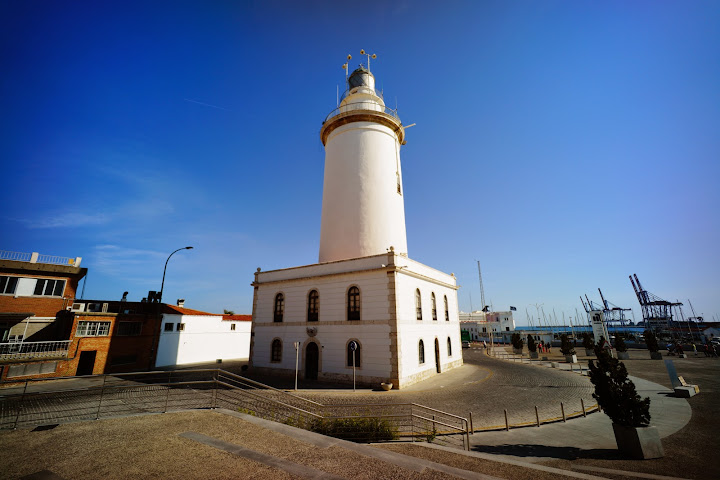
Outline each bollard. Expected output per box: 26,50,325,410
504,409,509,431
469,411,474,434
581,398,586,417
535,406,540,427
561,402,566,422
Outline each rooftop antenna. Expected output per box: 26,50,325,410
360,49,377,72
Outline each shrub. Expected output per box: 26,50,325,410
614,336,627,352
588,345,650,427
309,417,398,442
511,333,523,350
644,330,659,353
582,332,594,350
560,334,576,355
527,335,537,353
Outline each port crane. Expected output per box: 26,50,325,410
629,274,682,332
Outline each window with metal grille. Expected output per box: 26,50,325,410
33,279,65,297
76,321,111,337
447,337,452,357
415,289,422,320
307,290,319,322
419,339,425,364
444,296,449,321
271,339,282,362
347,286,360,321
0,276,18,295
274,293,284,322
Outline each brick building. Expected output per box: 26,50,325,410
1,250,250,382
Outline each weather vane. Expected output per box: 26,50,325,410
360,49,377,72
342,54,352,80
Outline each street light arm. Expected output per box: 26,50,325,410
159,246,193,304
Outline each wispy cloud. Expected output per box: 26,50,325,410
183,98,229,111
19,212,111,229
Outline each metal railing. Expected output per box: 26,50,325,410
0,251,32,262
0,340,71,360
323,101,400,124
36,254,76,266
0,251,77,266
0,369,470,450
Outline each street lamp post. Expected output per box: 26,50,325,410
159,246,193,304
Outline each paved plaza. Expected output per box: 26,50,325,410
1,346,717,479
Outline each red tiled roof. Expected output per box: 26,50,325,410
222,314,252,322
162,304,217,316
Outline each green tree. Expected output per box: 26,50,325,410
527,334,537,353
614,336,627,352
588,345,650,427
644,330,659,353
560,334,576,355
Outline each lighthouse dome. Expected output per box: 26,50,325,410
348,65,375,90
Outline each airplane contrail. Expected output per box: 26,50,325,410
183,98,229,111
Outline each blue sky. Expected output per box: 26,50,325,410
2,1,718,324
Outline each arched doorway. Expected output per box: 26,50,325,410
305,342,319,380
434,338,441,373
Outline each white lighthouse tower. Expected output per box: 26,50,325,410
319,62,407,263
250,52,463,389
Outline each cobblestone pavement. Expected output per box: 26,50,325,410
297,347,597,430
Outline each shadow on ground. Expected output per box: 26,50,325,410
472,444,619,460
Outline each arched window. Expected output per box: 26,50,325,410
271,339,282,362
273,293,284,322
307,290,319,322
415,289,423,320
431,293,437,321
347,286,360,320
447,337,452,357
419,339,425,364
444,295,449,321
346,339,361,367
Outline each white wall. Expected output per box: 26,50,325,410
319,117,407,262
156,314,251,367
395,268,462,381
252,254,462,387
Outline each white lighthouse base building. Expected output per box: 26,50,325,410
250,251,463,389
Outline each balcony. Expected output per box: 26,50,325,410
0,340,71,361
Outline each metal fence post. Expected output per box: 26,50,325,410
535,406,540,427
96,375,107,420
212,370,218,409
581,398,586,417
164,371,172,413
410,406,414,442
504,409,509,431
465,419,470,451
469,411,474,434
13,380,28,430
561,402,566,422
